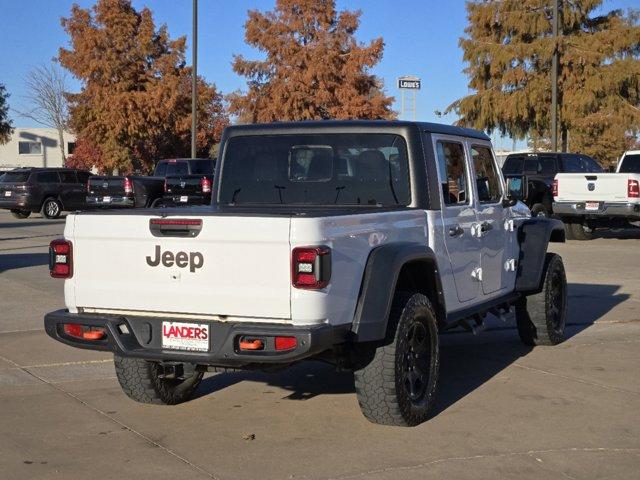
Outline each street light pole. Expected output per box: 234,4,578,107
551,0,559,152
191,0,198,159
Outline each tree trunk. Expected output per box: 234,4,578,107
561,126,568,152
57,127,66,166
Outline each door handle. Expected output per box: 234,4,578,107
448,225,464,237
480,221,493,233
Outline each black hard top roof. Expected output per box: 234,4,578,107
225,120,490,141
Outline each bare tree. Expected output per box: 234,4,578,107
18,63,70,163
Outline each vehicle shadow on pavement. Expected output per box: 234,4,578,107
0,220,65,229
592,228,640,240
0,252,50,273
198,282,627,417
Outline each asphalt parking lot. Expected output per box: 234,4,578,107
0,209,639,480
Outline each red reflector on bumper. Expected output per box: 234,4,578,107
275,336,297,351
62,324,106,341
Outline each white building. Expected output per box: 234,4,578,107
0,128,76,171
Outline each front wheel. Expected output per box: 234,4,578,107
516,253,567,346
10,209,31,219
114,355,204,405
354,292,439,426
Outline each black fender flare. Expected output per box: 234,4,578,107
515,217,565,293
351,242,445,343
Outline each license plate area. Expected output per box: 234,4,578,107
585,201,600,211
180,195,188,203
4,191,11,197
161,321,209,352
103,196,112,203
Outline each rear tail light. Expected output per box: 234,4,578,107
628,179,639,198
200,176,212,194
49,239,73,278
86,180,91,194
123,177,133,195
62,323,106,341
292,246,331,289
552,179,558,197
164,178,169,193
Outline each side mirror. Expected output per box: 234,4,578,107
502,175,528,207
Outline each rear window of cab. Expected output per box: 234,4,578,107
218,133,411,206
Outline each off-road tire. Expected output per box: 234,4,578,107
10,209,31,219
531,203,549,218
41,197,62,219
516,253,567,346
114,355,204,405
568,220,593,240
354,292,439,427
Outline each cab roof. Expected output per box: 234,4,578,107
225,120,490,142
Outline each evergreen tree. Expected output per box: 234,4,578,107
230,0,394,122
0,84,13,144
447,0,640,165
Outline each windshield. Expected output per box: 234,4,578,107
619,154,640,173
219,134,411,206
1,171,31,183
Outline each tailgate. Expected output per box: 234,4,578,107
87,176,125,196
165,175,203,195
555,173,629,202
70,213,292,319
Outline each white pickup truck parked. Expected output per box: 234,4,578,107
553,150,640,240
45,121,567,426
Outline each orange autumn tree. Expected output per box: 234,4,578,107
230,0,394,122
59,0,228,174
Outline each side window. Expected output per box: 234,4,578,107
37,172,60,184
154,161,168,177
471,146,502,203
59,171,78,183
436,141,469,206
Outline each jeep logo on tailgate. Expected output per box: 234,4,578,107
146,245,204,272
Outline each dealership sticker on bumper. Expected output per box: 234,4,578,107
161,321,209,352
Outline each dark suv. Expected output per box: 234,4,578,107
0,168,92,219
502,152,603,217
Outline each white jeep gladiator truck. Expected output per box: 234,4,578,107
45,121,567,426
553,150,640,239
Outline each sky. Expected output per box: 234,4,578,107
0,0,635,150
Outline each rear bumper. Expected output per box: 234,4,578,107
86,196,134,207
44,309,347,367
163,194,210,206
554,201,640,219
0,194,34,210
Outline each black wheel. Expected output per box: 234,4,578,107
531,203,549,218
516,253,567,346
114,355,204,405
354,292,439,426
41,198,62,219
10,209,31,219
568,220,593,240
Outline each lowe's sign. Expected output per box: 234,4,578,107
398,76,421,90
